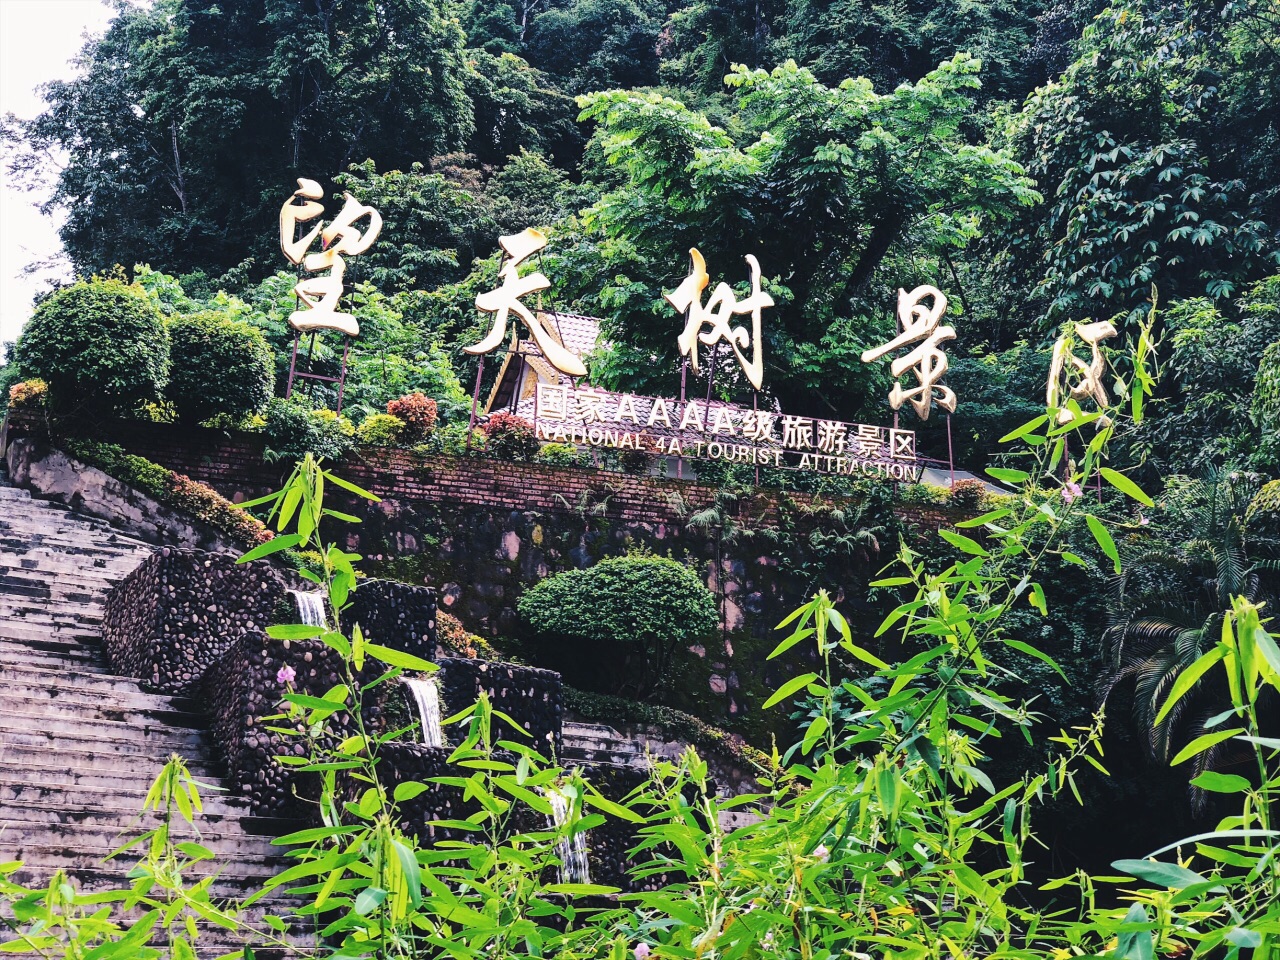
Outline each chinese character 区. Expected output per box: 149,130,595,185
665,248,773,391
1047,320,1117,425
467,228,588,378
889,429,916,460
279,178,383,337
861,285,956,420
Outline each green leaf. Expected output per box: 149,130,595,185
956,508,1012,529
1170,728,1245,766
323,469,381,501
1003,637,1067,681
1155,647,1226,725
1111,859,1211,890
266,624,323,640
763,672,820,709
1086,515,1120,573
1190,771,1250,793
999,415,1049,443
1101,467,1154,507
939,530,988,557
1114,902,1154,960
354,887,387,916
394,782,431,802
235,534,301,564
985,467,1029,485
583,790,644,823
364,643,435,673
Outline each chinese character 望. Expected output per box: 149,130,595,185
279,178,383,337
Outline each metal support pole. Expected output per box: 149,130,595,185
285,332,301,399
335,337,352,416
678,358,689,480
303,333,319,400
466,355,485,453
753,389,760,487
946,413,955,488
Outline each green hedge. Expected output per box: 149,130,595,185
62,439,271,549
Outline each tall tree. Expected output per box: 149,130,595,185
567,56,1038,420
8,0,474,279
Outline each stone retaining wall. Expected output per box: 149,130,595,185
102,547,288,695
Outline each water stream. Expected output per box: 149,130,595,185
290,590,328,628
402,676,446,748
545,788,592,885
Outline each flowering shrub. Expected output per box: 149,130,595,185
7,379,48,410
435,610,499,660
481,412,538,461
386,392,438,441
356,413,405,447
948,477,986,510
261,398,355,462
62,439,272,548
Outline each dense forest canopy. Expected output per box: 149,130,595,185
3,0,1280,454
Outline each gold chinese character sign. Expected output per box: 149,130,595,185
279,178,383,337
466,228,587,378
1047,320,1117,425
665,248,773,391
862,285,956,420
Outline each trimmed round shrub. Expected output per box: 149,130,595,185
482,412,538,461
166,312,274,424
948,478,986,510
357,413,406,446
386,392,438,441
13,278,169,417
518,553,718,698
262,397,355,462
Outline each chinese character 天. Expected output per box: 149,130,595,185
665,248,774,391
279,178,383,337
861,285,957,420
467,228,588,378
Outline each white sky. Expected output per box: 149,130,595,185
0,0,118,347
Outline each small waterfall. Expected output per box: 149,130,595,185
290,590,328,628
402,677,445,748
545,787,591,885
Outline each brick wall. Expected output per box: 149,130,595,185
12,417,966,532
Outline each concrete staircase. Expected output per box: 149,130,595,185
0,475,310,955
560,721,651,770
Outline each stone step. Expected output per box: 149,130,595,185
0,486,32,500
0,762,231,797
0,505,152,538
0,600,107,622
0,798,295,835
0,818,287,860
0,634,102,663
0,690,204,729
5,852,294,894
0,522,149,552
0,565,133,594
0,674,203,715
0,537,149,565
0,661,171,694
0,737,222,776
0,703,208,742
560,737,645,757
0,718,209,754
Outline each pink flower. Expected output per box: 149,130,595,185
1139,515,1149,526
813,845,829,860
634,944,651,960
277,664,296,685
1062,480,1083,504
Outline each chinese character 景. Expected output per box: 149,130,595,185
467,228,587,378
279,178,383,337
1047,320,1117,425
861,285,956,420
665,248,773,391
